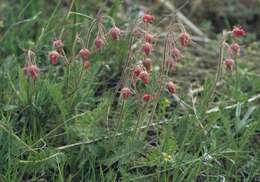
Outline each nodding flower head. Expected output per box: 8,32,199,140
110,26,121,40
228,43,240,56
143,93,153,102
142,13,155,23
83,60,91,69
95,36,105,49
79,48,90,60
53,39,64,50
121,87,131,100
232,26,246,37
166,59,177,71
49,51,59,65
145,33,153,43
133,65,142,77
171,47,182,61
143,42,153,56
179,32,191,47
142,58,152,72
167,81,177,94
24,64,40,80
139,70,149,84
224,58,235,71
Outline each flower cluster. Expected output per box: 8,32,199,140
224,26,246,71
120,13,190,102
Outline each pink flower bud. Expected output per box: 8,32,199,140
83,60,91,69
179,32,191,47
121,87,131,100
145,33,153,43
166,59,177,71
49,51,59,65
24,64,40,80
232,26,246,37
133,65,142,77
142,14,155,23
143,93,153,102
139,70,149,84
171,47,182,61
143,42,153,56
53,39,64,49
142,58,152,72
79,48,90,60
95,36,104,49
228,43,240,56
110,26,121,40
224,58,234,71
167,81,177,94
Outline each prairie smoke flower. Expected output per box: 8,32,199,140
83,60,91,69
167,81,176,94
79,48,90,60
143,93,153,102
145,33,153,43
121,87,131,100
166,59,176,71
143,42,153,56
24,64,40,80
139,70,149,84
228,43,240,56
133,65,142,77
95,36,104,49
142,13,155,23
179,32,191,47
142,58,152,72
232,26,246,37
49,50,59,65
171,47,182,61
110,26,121,40
224,58,234,71
53,39,64,49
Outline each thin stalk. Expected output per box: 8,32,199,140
204,31,227,112
143,32,169,136
112,101,125,145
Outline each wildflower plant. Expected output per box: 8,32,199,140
0,1,258,181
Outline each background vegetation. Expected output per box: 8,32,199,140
0,0,259,181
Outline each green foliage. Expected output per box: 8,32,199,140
0,0,259,181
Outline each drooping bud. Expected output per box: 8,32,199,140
179,32,191,47
142,58,152,72
133,65,142,77
53,39,64,50
24,64,40,80
232,26,246,37
95,36,104,49
171,47,182,61
83,60,91,69
228,43,240,56
143,42,153,56
121,87,131,100
142,13,155,24
143,93,153,102
145,33,153,43
166,59,177,71
79,48,90,60
110,26,121,40
167,81,177,94
49,50,59,65
224,58,235,71
139,70,149,84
